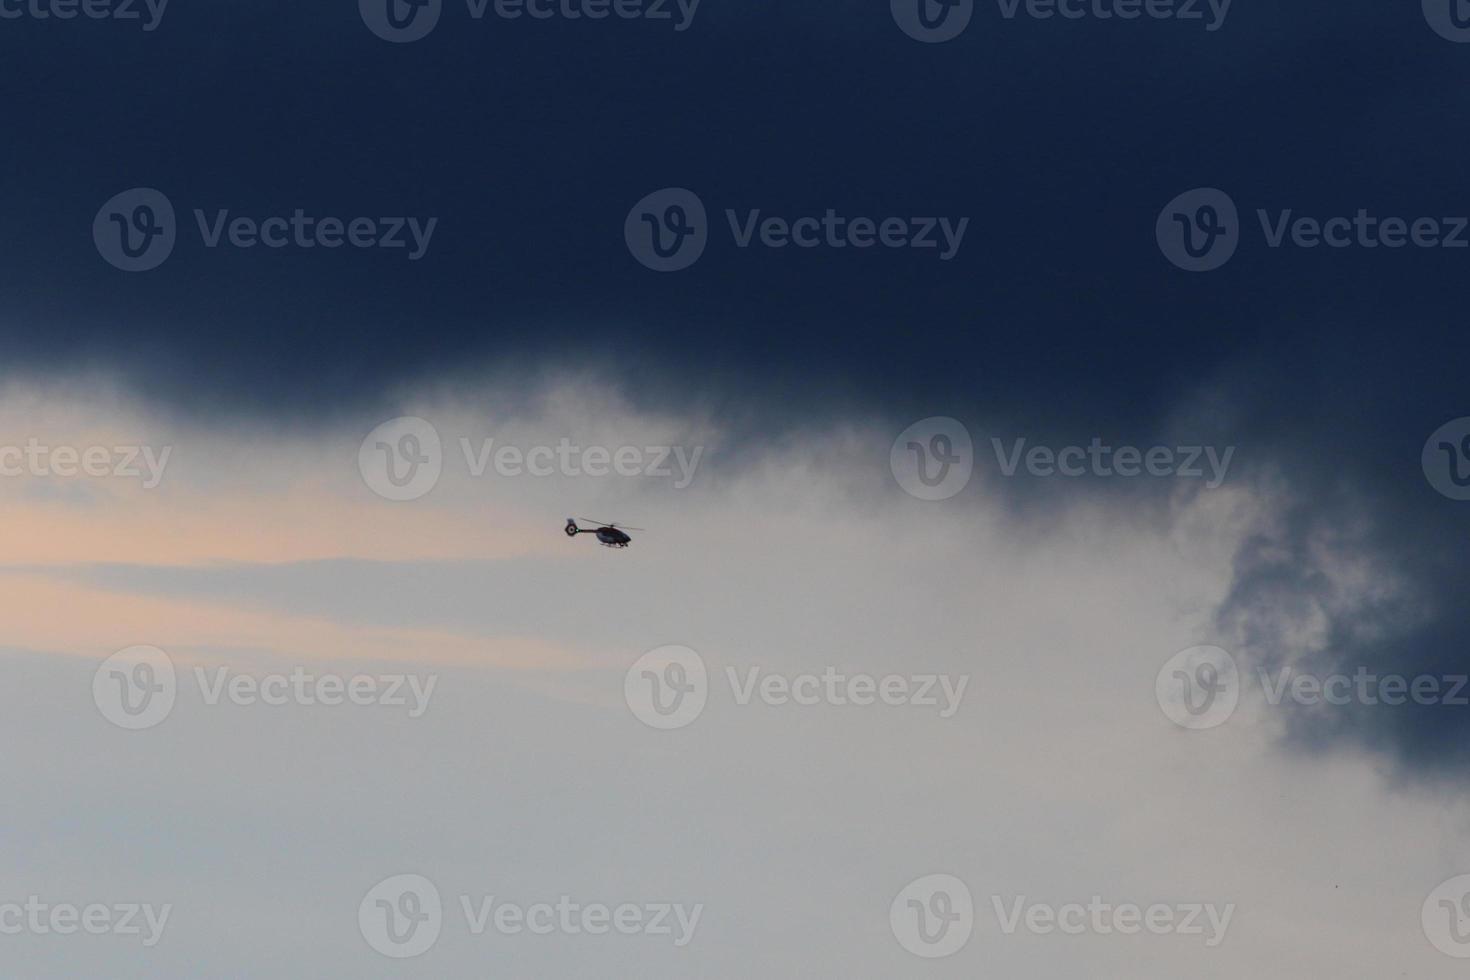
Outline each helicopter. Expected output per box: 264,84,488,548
565,518,642,548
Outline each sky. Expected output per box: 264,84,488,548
3,0,1470,976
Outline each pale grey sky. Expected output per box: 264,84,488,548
0,378,1466,978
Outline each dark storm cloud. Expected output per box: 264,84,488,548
2,0,1468,776
0,0,1460,421
1210,334,1470,783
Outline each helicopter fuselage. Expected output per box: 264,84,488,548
566,518,632,547
594,527,631,547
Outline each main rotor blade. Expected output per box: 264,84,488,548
579,518,644,530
